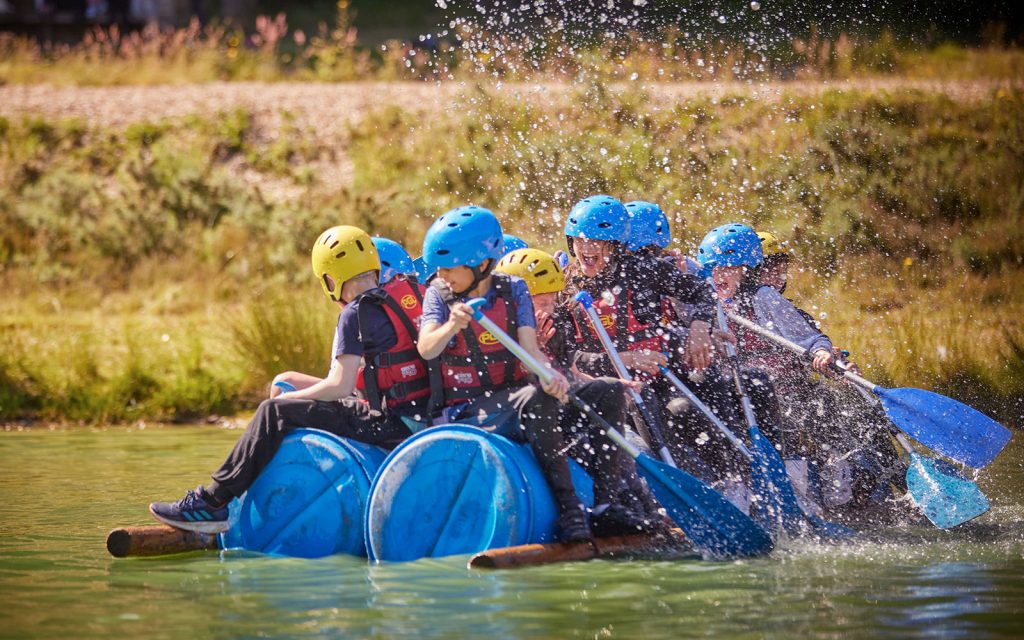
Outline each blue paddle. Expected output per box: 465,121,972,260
462,298,774,559
727,313,1012,470
831,360,991,529
709,300,854,540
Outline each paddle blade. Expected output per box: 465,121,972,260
906,452,990,530
635,453,773,559
748,428,856,541
877,387,1011,469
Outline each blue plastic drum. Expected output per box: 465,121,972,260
219,429,386,558
365,425,594,562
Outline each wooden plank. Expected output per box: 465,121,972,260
106,525,220,558
469,529,689,570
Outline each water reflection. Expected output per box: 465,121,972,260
1,427,1022,639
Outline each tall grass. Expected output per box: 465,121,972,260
1,86,1022,424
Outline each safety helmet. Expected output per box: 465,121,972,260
563,195,630,254
412,255,431,283
625,201,671,252
422,205,504,269
311,226,380,301
756,231,789,258
696,223,764,275
501,233,528,255
371,237,416,284
495,248,565,296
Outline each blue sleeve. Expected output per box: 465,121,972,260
335,304,364,358
420,286,450,327
511,278,537,330
752,287,833,355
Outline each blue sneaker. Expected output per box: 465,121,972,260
149,487,230,534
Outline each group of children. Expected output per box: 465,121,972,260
149,196,908,542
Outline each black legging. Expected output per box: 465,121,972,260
205,397,412,505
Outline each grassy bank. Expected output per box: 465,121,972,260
1,84,1022,425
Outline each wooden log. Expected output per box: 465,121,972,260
469,529,688,569
106,525,220,558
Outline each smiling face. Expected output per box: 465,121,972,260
712,265,746,300
573,238,615,278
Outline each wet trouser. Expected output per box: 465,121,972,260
655,366,784,486
205,397,412,505
776,379,906,512
559,377,646,506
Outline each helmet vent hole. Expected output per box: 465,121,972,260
329,240,339,249
355,240,364,251
335,251,347,259
437,249,450,256
447,223,458,228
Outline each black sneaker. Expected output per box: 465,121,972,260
591,503,654,538
556,508,593,544
149,487,229,534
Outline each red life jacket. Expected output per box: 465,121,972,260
356,278,434,412
569,287,665,355
440,274,528,405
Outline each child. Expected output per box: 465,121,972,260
496,248,665,534
752,229,908,522
269,236,420,398
417,206,595,542
149,226,431,533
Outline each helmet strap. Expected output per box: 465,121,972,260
453,259,496,297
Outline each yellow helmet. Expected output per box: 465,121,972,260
311,226,380,301
757,231,788,257
495,248,565,295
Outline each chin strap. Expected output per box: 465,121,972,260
453,259,495,297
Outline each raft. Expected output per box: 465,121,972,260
366,424,595,562
218,428,386,558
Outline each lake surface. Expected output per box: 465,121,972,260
1,424,1022,639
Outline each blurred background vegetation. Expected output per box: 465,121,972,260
0,1,1021,425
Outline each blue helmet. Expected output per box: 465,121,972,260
422,205,504,269
625,201,671,251
696,223,764,276
564,195,630,254
501,233,528,255
371,237,416,284
412,255,431,283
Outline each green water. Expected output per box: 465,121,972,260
1,425,1022,639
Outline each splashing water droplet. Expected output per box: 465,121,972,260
750,1,761,10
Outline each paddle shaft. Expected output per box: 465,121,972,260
726,312,878,393
470,528,688,569
713,301,762,431
574,293,678,468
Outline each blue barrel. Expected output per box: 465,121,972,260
365,425,594,562
219,429,386,558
